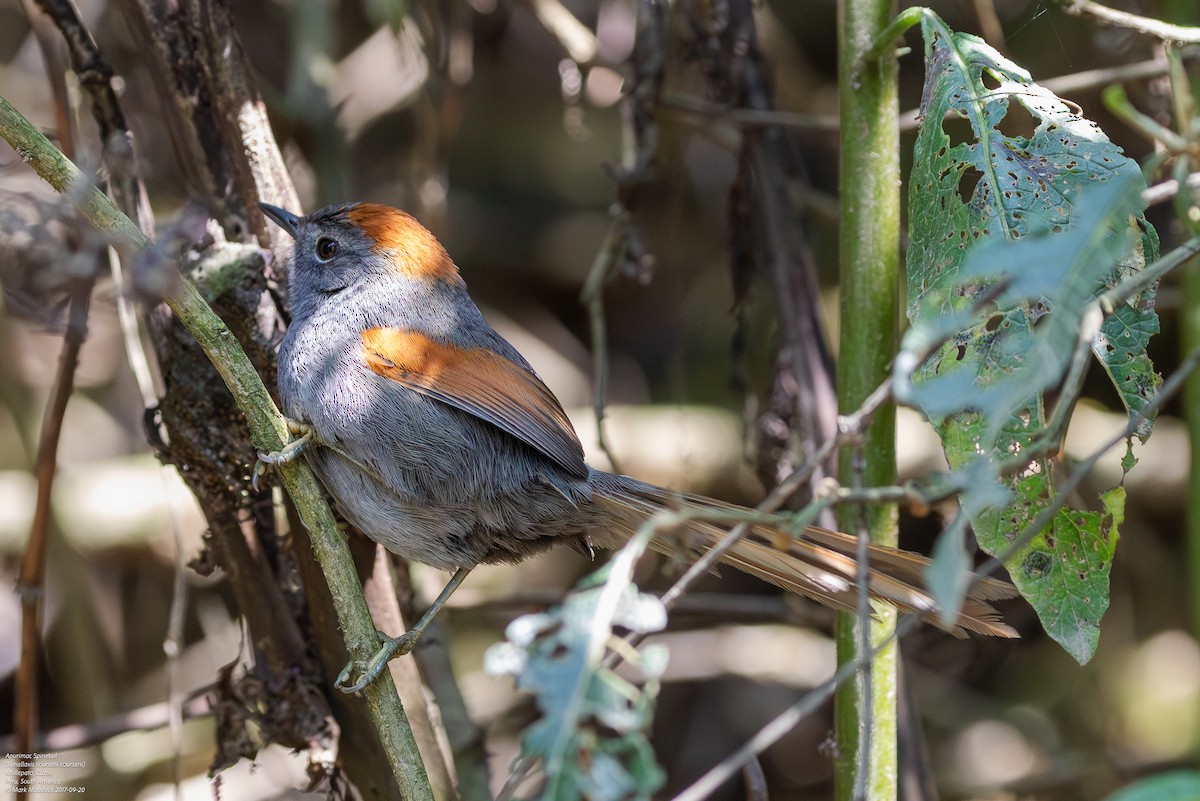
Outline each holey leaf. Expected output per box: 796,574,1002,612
898,13,1159,664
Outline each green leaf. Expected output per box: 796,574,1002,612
926,516,971,629
909,176,1144,435
485,527,667,801
1103,771,1200,801
1121,441,1139,474
1006,486,1124,664
1094,220,1162,441
898,12,1158,664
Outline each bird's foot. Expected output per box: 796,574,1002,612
252,419,313,490
335,629,422,694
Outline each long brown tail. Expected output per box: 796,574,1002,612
588,472,1019,639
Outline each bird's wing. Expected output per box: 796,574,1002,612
361,326,588,478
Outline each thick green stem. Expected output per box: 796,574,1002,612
835,1,900,800
0,94,434,801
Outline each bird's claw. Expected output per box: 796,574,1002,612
252,420,313,491
335,629,422,694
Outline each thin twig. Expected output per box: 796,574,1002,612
359,554,456,801
578,210,629,473
1104,83,1192,152
18,0,75,154
15,276,93,758
1143,172,1200,206
408,615,493,801
576,0,664,474
1041,56,1176,98
616,372,894,644
524,0,597,63
661,91,839,132
671,340,1200,799
1032,304,1106,456
671,56,1183,137
1065,0,1200,43
33,0,152,232
27,2,169,786
163,487,188,793
637,327,900,626
850,442,873,801
450,590,818,626
0,692,213,754
11,4,78,777
669,614,922,801
1105,235,1200,309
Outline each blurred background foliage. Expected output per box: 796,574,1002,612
0,0,1197,799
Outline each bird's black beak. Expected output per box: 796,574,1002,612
259,202,301,238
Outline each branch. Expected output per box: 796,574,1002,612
669,337,1200,799
525,0,597,63
0,95,435,801
1065,0,1200,43
15,273,92,759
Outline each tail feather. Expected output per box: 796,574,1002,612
589,472,1019,639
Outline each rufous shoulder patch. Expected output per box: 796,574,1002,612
361,327,587,477
345,204,463,285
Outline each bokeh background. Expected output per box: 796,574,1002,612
0,0,1196,798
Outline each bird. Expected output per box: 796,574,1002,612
257,201,1017,692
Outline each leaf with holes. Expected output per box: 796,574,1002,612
899,12,1158,664
1094,221,1161,441
1006,485,1124,664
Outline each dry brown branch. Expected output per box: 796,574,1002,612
396,558,494,801
15,275,91,763
0,693,213,754
14,0,155,771
701,0,839,508
8,0,450,793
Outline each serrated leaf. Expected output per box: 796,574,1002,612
908,169,1145,438
899,13,1158,664
1121,441,1139,474
1095,221,1162,441
906,19,1141,322
1004,486,1123,663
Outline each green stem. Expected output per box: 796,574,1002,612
0,93,434,801
836,0,900,799
863,5,927,62
1102,83,1192,151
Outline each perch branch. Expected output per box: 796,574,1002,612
0,95,435,801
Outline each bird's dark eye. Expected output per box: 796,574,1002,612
316,237,339,261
